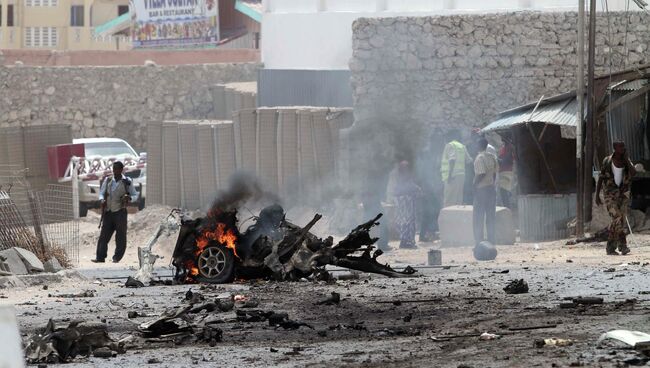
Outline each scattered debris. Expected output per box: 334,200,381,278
571,297,604,305
504,279,529,294
138,303,223,345
24,320,123,363
92,347,115,358
479,332,501,340
133,209,181,284
560,297,604,308
566,228,609,245
598,330,650,351
49,290,95,298
236,310,313,330
329,323,367,331
508,324,557,332
534,338,574,348
316,292,340,305
375,298,442,304
125,276,145,288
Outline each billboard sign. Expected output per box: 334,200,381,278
130,0,219,48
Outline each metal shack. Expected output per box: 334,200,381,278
482,72,650,241
482,92,580,241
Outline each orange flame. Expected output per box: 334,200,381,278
196,223,240,259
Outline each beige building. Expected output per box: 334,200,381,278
0,0,131,50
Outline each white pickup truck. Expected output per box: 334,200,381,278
73,138,147,217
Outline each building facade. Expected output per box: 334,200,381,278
0,0,260,51
0,0,131,50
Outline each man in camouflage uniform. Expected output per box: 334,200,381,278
595,141,637,255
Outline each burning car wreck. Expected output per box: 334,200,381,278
171,204,416,284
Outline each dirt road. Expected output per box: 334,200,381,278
5,234,650,367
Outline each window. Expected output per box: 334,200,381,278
7,5,14,26
70,5,84,26
24,27,58,47
83,142,137,158
26,0,57,6
117,5,129,16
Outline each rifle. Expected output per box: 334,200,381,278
98,204,105,229
98,177,109,229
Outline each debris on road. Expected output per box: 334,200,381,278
24,320,123,363
598,330,650,351
49,290,95,298
316,292,340,305
534,338,574,347
503,279,529,294
125,276,145,288
479,332,501,340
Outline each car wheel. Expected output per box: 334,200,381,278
138,198,145,211
79,203,88,217
194,243,235,284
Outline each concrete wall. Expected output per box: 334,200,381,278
350,11,650,128
261,0,643,70
0,48,261,66
0,62,260,150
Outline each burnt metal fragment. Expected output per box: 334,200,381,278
503,279,529,294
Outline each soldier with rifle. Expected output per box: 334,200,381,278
595,141,637,255
92,161,139,263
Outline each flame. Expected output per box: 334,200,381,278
196,223,240,259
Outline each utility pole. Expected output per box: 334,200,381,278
576,0,585,237
584,0,596,226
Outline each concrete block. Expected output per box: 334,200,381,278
44,258,63,273
12,247,44,273
438,205,516,247
0,249,29,275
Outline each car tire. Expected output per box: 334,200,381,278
79,203,88,218
194,242,235,284
138,198,145,211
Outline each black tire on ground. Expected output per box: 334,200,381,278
79,203,88,217
194,243,236,284
138,198,145,211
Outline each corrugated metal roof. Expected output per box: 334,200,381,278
613,79,648,91
482,93,579,133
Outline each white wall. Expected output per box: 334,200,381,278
261,0,642,70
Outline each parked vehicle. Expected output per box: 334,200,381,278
73,138,147,217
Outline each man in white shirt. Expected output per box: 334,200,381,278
92,161,139,263
472,138,499,246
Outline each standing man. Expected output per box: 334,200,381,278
595,141,636,255
92,161,139,263
473,138,499,246
441,129,471,207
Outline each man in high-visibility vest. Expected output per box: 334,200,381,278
440,129,471,207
